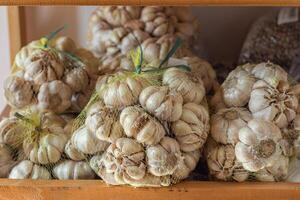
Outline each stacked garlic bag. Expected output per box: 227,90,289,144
68,38,210,186
207,62,299,182
88,6,218,94
4,26,99,114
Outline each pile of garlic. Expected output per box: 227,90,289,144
4,35,99,114
207,62,300,182
88,6,218,93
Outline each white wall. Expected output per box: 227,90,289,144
0,6,11,110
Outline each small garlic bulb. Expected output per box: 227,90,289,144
53,160,95,180
139,86,183,122
163,68,205,104
206,139,249,182
63,67,89,93
120,106,165,145
14,40,41,69
85,103,123,143
9,160,51,179
0,144,16,178
0,117,23,148
23,49,64,86
235,119,282,172
50,36,77,53
171,103,209,152
222,64,256,107
146,137,181,176
37,80,72,113
64,140,86,161
211,107,252,145
249,80,298,128
4,76,33,108
71,126,109,155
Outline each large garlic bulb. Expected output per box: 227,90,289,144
139,85,183,121
146,137,181,176
71,126,109,155
4,76,34,108
37,80,72,113
9,160,51,179
14,40,41,69
206,139,249,182
0,144,16,178
53,160,95,180
249,80,298,128
120,106,165,145
235,119,282,172
211,107,252,145
163,68,205,104
172,103,209,152
85,103,123,143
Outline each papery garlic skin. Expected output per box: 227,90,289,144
50,36,77,53
14,40,41,69
0,117,24,148
120,106,165,145
63,67,89,93
4,76,33,109
139,86,183,122
37,80,72,113
146,137,181,176
235,119,282,172
71,126,109,155
172,103,209,152
53,160,95,180
9,160,51,179
206,139,249,182
85,104,123,143
0,144,16,178
222,65,256,107
211,107,252,145
64,140,86,161
249,80,298,128
163,68,205,104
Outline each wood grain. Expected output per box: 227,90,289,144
1,0,300,6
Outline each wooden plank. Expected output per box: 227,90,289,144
0,179,299,200
0,0,300,6
7,6,26,64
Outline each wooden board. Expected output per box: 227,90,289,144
0,0,300,6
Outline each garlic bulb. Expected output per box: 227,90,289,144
64,140,86,161
74,48,99,79
254,155,289,182
23,132,68,165
139,86,183,121
120,106,165,145
146,137,181,176
53,160,95,180
85,104,123,143
163,68,205,104
286,157,300,182
98,73,150,108
9,160,51,179
63,67,89,93
249,80,298,128
206,139,249,182
171,103,209,152
37,80,72,113
222,64,256,107
50,36,77,53
23,49,64,86
172,150,201,182
235,119,282,172
0,144,16,178
4,76,34,108
71,126,109,155
0,117,23,148
211,107,252,145
14,40,41,69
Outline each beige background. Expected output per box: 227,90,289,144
0,6,279,109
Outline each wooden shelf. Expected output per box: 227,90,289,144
0,179,298,200
0,0,300,6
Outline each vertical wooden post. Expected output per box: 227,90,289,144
7,6,26,64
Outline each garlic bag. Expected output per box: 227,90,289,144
9,160,51,179
139,85,183,121
0,144,16,178
172,103,209,152
146,137,181,176
235,119,282,172
163,68,205,104
211,108,252,145
120,106,165,145
53,160,95,180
